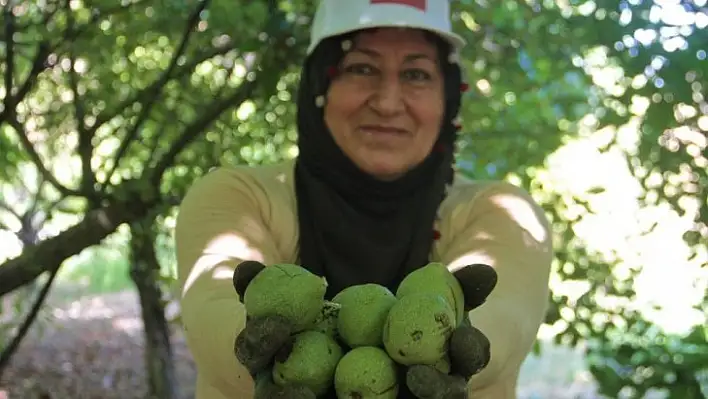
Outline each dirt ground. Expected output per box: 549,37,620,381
0,290,196,399
0,289,601,399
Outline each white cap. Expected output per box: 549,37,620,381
307,0,466,56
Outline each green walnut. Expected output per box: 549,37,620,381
382,292,456,366
243,263,327,332
272,330,344,396
332,284,398,348
396,262,465,326
334,346,398,399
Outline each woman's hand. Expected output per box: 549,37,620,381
232,261,317,398
405,264,498,399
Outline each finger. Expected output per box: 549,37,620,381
440,375,467,399
232,260,266,300
254,370,317,399
406,365,439,398
449,322,491,379
234,315,294,376
396,364,418,399
253,371,275,398
406,365,466,399
452,264,498,310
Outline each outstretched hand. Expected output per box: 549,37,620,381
232,261,317,399
404,263,498,399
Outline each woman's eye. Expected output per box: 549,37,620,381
402,69,432,81
343,63,376,75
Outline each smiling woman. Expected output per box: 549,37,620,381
175,0,553,398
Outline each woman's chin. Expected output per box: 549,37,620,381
357,161,408,181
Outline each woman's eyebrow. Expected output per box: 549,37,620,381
350,47,435,63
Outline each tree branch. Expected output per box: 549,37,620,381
149,78,259,185
65,9,98,203
0,193,155,297
0,220,13,233
0,42,50,125
3,4,15,114
13,42,50,105
25,163,46,218
7,0,60,38
144,100,184,167
47,197,84,216
0,1,149,125
0,197,21,222
0,265,59,379
88,43,235,137
143,53,239,167
0,29,75,198
7,118,82,197
149,0,290,183
51,0,153,52
101,0,213,191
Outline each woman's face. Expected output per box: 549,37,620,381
324,28,445,181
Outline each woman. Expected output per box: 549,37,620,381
175,0,553,398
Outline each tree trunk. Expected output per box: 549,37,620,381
129,218,178,399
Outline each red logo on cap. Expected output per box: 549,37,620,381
370,0,426,11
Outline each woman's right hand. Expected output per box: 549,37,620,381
232,261,317,398
232,261,294,375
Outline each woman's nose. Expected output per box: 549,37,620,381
367,75,405,116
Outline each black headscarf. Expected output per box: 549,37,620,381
294,30,463,299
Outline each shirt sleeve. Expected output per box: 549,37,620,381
174,167,282,396
439,182,553,398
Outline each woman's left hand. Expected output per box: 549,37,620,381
405,263,498,399
404,322,490,398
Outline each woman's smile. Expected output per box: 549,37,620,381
358,124,411,141
358,124,409,135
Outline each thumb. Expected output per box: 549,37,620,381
449,322,491,379
233,260,266,300
452,263,497,311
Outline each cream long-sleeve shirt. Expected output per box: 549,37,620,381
175,159,553,399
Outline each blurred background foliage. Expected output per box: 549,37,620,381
0,0,706,398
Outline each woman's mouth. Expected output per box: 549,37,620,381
358,124,409,135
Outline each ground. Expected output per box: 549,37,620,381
0,288,601,399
